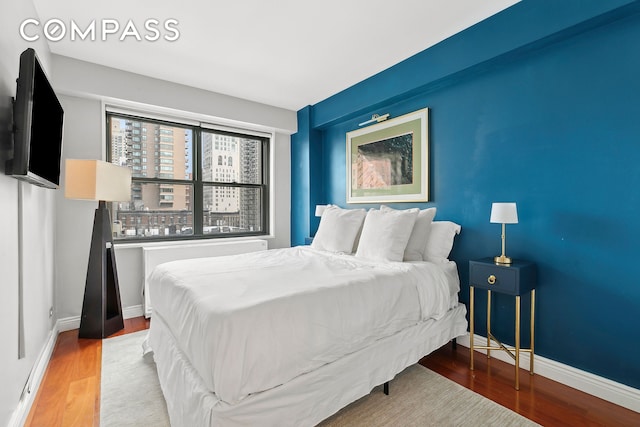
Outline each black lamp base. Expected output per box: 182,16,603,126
78,201,124,339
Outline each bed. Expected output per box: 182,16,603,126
145,206,468,426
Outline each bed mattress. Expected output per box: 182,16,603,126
148,246,458,404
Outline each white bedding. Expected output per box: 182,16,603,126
148,303,468,427
149,246,457,405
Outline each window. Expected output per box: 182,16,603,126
107,112,269,241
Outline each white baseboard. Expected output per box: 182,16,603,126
457,333,640,413
123,304,143,320
57,304,144,332
8,322,59,427
56,315,80,333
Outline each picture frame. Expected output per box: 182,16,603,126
346,108,429,203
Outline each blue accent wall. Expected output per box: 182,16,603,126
291,106,324,246
291,0,640,388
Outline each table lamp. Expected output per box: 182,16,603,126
490,202,518,265
65,159,131,339
315,205,328,217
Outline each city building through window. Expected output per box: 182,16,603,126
107,112,269,240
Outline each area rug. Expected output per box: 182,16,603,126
101,330,539,426
101,330,170,427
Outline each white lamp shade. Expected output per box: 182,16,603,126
490,202,518,224
65,159,131,201
315,204,328,217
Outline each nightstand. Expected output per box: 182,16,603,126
468,258,536,390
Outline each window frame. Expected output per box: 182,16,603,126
106,111,270,243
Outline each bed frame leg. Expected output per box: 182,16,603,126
452,338,457,349
383,381,389,395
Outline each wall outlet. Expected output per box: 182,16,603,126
49,307,53,318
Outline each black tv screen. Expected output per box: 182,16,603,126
6,48,64,189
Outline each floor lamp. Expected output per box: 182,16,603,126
65,159,131,339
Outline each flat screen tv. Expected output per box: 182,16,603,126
6,48,64,189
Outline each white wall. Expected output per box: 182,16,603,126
54,95,104,319
52,55,296,133
0,0,57,425
53,56,294,320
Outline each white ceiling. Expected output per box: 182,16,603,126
32,0,518,111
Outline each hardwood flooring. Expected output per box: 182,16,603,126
24,317,149,427
419,344,640,426
25,317,639,426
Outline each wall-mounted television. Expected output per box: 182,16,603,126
5,48,64,189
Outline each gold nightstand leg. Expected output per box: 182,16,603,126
530,289,535,375
515,295,521,390
487,290,491,359
470,286,474,371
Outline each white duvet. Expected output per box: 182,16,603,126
149,246,456,405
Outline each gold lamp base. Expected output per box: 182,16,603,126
494,255,512,265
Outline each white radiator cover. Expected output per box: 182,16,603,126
142,239,268,317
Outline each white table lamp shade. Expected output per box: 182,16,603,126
65,159,131,201
315,204,328,217
490,202,518,224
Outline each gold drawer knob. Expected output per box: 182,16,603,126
487,275,496,285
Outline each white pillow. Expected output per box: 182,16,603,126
381,205,437,261
355,208,419,262
423,221,462,263
312,206,366,253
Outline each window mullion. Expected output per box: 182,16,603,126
193,128,203,235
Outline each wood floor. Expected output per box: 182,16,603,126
25,317,639,427
420,345,640,426
24,317,149,427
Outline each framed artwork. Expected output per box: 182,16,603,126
346,108,429,203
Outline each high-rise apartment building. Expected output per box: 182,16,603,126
109,118,191,236
111,119,189,211
201,132,261,232
202,132,240,214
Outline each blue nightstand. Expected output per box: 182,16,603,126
468,258,537,390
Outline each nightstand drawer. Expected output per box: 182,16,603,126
469,258,536,295
470,263,517,293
